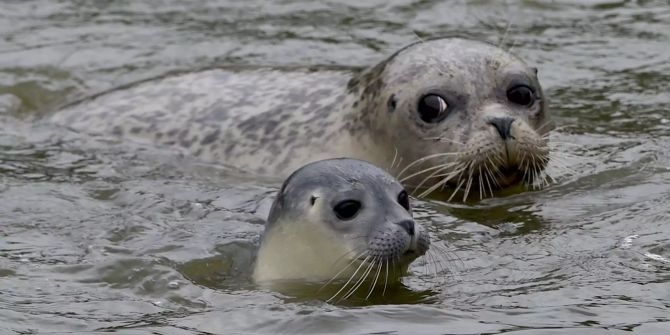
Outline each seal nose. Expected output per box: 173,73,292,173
396,220,415,236
488,117,515,140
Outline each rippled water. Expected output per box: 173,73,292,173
1,0,669,334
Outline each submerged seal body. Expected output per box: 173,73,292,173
253,158,429,295
51,37,552,198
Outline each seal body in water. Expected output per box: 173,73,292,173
253,158,429,299
51,37,552,198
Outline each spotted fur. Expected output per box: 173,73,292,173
50,38,552,196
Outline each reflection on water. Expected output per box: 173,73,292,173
1,0,669,334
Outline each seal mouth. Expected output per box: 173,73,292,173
406,155,547,200
496,165,525,188
438,166,523,189
357,250,418,262
402,250,416,256
357,242,425,264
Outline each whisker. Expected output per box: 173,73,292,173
365,259,383,300
463,161,477,201
546,158,577,174
427,250,442,285
396,152,459,180
412,163,461,197
447,178,466,202
383,259,389,296
320,250,368,293
478,165,484,200
435,251,448,282
327,255,370,303
483,162,496,197
390,147,399,171
417,164,465,198
400,162,457,183
341,258,377,301
530,154,539,188
486,157,504,187
434,243,463,277
329,248,365,268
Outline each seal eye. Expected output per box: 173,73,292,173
333,200,361,221
398,190,410,211
417,94,448,123
507,85,535,107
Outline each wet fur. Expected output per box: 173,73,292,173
50,38,552,199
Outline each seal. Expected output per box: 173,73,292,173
253,158,429,300
50,37,553,199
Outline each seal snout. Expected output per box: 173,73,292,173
395,219,415,236
488,117,515,140
367,217,428,262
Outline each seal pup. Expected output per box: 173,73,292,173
253,158,430,300
51,37,552,199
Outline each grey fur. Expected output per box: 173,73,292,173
50,38,551,192
252,158,429,284
266,158,429,260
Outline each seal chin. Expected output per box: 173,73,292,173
472,143,549,191
496,166,524,187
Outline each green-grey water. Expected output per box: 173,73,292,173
1,1,669,334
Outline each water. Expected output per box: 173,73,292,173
1,0,669,334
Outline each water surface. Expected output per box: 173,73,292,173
1,0,669,334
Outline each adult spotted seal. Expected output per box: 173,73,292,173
51,37,552,199
253,158,429,300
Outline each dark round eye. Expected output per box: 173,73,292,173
507,85,535,107
398,190,410,211
417,94,448,123
333,200,362,220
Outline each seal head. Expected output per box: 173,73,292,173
50,37,552,200
352,38,552,198
253,158,429,285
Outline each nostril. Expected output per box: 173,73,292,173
396,220,415,236
488,117,515,140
